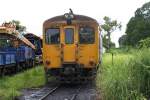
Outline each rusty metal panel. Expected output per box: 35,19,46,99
15,31,35,49
24,33,42,40
0,26,35,49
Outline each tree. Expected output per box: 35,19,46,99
139,37,150,48
10,20,26,33
118,35,127,47
125,2,150,46
101,16,121,51
102,34,116,49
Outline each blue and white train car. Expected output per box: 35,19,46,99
24,33,43,63
0,26,35,76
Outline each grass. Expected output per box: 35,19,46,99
0,49,150,100
0,65,45,100
97,49,150,100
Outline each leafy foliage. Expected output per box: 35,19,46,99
101,16,121,33
101,16,121,50
139,37,150,48
125,2,150,46
10,20,26,33
102,34,116,49
118,35,127,47
97,49,150,100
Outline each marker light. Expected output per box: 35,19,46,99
45,60,50,65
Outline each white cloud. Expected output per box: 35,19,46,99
0,0,149,47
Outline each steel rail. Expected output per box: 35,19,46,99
70,86,81,100
25,85,60,100
39,85,60,100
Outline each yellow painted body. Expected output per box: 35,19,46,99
43,22,100,69
42,13,102,76
62,26,76,62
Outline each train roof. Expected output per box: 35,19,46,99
24,33,42,40
15,32,36,49
44,14,98,25
0,26,35,49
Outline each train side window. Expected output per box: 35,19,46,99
0,38,12,48
79,27,95,44
45,28,60,44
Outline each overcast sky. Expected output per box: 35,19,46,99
0,0,149,46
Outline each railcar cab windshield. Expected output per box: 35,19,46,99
45,28,60,44
79,26,95,44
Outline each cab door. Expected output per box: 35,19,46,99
63,26,76,63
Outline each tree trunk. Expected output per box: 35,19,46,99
107,32,111,51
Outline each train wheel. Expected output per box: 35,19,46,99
12,66,16,74
16,63,20,72
15,65,17,73
1,67,5,77
26,60,30,68
31,60,35,68
20,62,26,71
33,60,35,67
0,68,2,76
28,60,31,68
28,60,34,68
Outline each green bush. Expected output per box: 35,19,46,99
0,66,45,100
97,49,150,100
139,37,150,48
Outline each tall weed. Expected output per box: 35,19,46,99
97,49,150,100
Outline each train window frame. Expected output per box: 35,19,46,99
79,26,95,44
65,28,74,44
0,38,12,48
45,28,60,44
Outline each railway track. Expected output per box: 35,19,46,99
43,85,81,100
24,85,60,100
22,82,96,100
24,85,81,100
70,86,81,100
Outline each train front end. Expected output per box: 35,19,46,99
43,11,101,82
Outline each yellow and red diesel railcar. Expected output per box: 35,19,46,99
43,10,102,82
